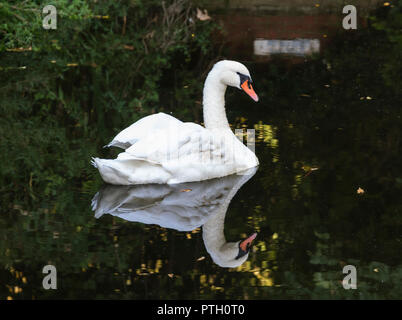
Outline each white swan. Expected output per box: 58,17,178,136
91,167,258,268
92,60,259,185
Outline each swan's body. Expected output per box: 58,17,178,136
92,60,259,185
91,167,258,268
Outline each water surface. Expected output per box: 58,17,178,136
1,3,401,300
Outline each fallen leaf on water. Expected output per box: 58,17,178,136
302,165,319,172
196,8,211,21
94,15,109,19
14,286,22,294
302,166,319,177
357,187,365,194
180,189,192,192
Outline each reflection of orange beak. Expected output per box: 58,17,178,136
241,80,259,102
240,232,257,252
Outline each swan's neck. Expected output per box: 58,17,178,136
203,72,230,129
202,174,248,258
202,199,231,255
201,168,257,267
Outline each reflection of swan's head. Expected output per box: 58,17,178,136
207,60,259,102
203,232,257,268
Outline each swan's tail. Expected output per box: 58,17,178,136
91,157,98,168
91,191,105,219
103,141,132,149
91,156,171,185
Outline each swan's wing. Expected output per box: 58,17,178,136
119,124,225,165
105,112,183,149
94,118,257,185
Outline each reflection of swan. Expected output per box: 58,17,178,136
92,167,258,268
92,60,259,185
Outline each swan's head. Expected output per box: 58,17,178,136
206,232,258,268
210,60,259,102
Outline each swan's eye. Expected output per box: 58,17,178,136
236,72,250,87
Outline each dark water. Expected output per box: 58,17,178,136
1,3,401,300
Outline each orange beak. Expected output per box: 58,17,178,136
240,232,257,252
241,80,259,102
